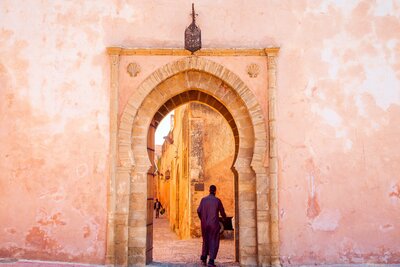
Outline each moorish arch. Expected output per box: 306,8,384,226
152,90,239,157
150,90,241,262
106,54,280,267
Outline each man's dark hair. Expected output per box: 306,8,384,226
209,185,216,194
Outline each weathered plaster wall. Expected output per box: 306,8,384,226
1,0,400,265
188,103,235,238
157,107,188,237
190,102,235,218
0,1,110,264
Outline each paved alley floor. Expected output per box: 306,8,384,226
150,216,239,267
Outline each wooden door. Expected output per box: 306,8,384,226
146,120,156,264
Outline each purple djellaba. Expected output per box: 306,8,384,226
197,185,227,267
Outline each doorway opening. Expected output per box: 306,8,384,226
143,86,244,265
110,54,276,266
151,100,238,265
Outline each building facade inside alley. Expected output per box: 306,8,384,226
156,102,235,240
1,1,400,267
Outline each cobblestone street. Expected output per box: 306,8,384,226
150,216,239,267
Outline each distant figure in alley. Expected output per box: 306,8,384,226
197,185,227,267
154,198,163,218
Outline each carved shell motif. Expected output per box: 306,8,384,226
246,63,260,78
127,62,141,77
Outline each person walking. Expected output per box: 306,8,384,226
197,185,227,267
154,198,163,218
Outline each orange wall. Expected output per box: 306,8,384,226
190,102,235,217
1,1,399,265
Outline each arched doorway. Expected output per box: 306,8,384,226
151,92,239,263
106,52,280,266
152,100,237,265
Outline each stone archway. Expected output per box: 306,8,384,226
150,89,241,262
106,51,280,267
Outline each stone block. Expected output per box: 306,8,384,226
220,90,236,105
240,254,258,266
130,193,146,211
128,237,146,250
239,191,256,201
114,212,128,225
115,224,128,243
120,111,134,124
128,227,147,246
257,210,270,222
239,209,256,222
130,182,146,193
116,194,130,214
116,176,130,196
257,223,270,244
133,164,151,173
128,210,146,223
236,181,255,192
128,254,145,265
128,211,146,224
257,193,269,211
269,159,278,175
235,158,253,171
198,72,212,87
239,216,257,229
128,246,145,256
258,255,272,267
114,243,128,266
238,178,255,189
118,131,131,143
269,140,277,158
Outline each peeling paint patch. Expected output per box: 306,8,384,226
25,227,60,251
37,211,66,226
75,163,88,178
321,47,340,78
361,61,400,110
355,95,367,116
38,187,65,201
379,224,394,232
373,1,395,16
307,174,320,219
311,209,341,232
307,195,321,219
320,107,342,127
83,225,91,238
280,208,285,219
311,105,343,130
389,182,400,199
344,139,353,150
4,228,17,234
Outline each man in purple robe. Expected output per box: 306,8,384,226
197,185,227,267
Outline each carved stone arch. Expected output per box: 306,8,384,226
120,57,268,169
111,55,278,266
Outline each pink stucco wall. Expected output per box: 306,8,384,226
1,0,399,265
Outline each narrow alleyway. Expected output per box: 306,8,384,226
150,216,239,266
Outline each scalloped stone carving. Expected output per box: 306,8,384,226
127,62,141,77
246,63,260,78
